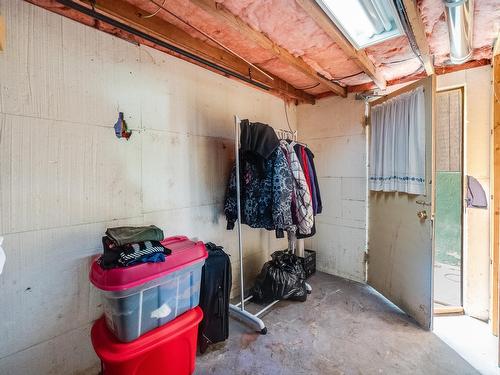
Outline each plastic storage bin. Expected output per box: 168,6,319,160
90,236,207,342
91,306,203,375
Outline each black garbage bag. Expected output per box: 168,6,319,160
251,250,308,304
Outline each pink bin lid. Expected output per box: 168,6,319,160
90,235,208,291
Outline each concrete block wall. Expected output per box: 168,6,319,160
0,1,293,374
297,95,367,283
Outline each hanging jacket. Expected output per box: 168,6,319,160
305,148,322,214
305,151,318,215
466,175,487,208
300,147,313,197
293,144,319,239
240,119,280,160
224,147,293,237
281,140,313,235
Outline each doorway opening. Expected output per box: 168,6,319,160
433,87,464,314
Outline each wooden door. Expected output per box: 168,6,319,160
367,76,435,329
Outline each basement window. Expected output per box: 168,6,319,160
315,0,404,50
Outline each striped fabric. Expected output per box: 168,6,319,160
119,241,166,262
280,140,314,235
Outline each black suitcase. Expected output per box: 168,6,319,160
198,242,232,353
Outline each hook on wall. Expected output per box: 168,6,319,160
114,112,132,140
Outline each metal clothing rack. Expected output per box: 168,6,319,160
228,116,312,334
228,115,277,334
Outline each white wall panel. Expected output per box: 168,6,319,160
297,95,367,283
0,114,142,233
307,135,366,178
0,324,100,375
0,216,143,360
308,222,366,282
0,1,295,373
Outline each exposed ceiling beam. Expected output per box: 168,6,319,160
294,0,386,90
29,0,314,104
401,0,434,75
188,0,347,97
347,70,427,94
434,58,491,75
315,70,427,100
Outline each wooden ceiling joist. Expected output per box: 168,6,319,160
188,0,347,97
402,0,434,75
37,0,314,104
295,0,387,90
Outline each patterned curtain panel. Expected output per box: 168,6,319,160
369,86,426,195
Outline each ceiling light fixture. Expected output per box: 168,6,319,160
315,0,404,50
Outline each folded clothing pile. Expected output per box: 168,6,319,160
98,225,171,269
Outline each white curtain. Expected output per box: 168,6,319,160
369,86,426,195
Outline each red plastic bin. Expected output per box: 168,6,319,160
91,307,203,375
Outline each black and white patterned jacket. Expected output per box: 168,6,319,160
224,148,293,237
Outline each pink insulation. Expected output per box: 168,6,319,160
418,0,499,66
127,0,380,90
127,0,321,89
222,0,364,80
124,0,497,96
47,0,498,98
366,36,424,80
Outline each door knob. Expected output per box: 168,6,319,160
417,210,428,220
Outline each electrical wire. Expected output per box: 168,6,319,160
332,71,365,82
296,82,321,90
381,56,417,65
297,72,365,90
147,0,274,81
141,0,166,19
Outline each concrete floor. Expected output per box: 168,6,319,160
434,262,461,307
434,315,499,375
196,272,479,375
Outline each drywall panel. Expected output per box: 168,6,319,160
0,1,296,373
437,66,492,321
0,114,143,233
308,222,366,282
0,324,100,375
0,2,143,129
0,216,143,359
297,95,367,283
141,131,231,212
306,135,366,179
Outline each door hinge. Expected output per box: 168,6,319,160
364,252,369,264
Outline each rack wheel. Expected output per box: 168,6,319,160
259,327,268,335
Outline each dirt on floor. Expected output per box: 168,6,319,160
195,272,478,375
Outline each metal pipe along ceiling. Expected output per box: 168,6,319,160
444,0,474,64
